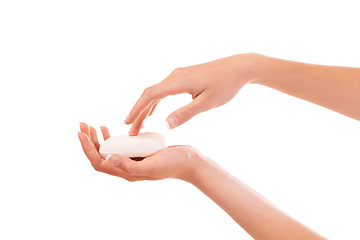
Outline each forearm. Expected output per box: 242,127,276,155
246,54,360,120
189,156,325,240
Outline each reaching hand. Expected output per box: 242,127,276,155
78,122,200,182
124,53,257,135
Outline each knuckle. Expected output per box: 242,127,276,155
142,87,153,97
122,163,136,175
172,67,183,74
183,146,197,159
92,162,102,172
183,145,195,152
181,106,193,119
172,67,189,80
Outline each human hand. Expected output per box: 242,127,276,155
125,53,258,135
78,122,201,182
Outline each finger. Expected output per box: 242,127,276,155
166,92,212,129
80,122,90,137
80,123,98,150
78,132,103,170
148,101,160,116
128,103,154,136
109,153,177,180
101,157,157,181
105,156,157,181
100,126,111,140
124,81,182,124
89,126,100,150
79,125,98,150
78,132,155,181
107,154,154,177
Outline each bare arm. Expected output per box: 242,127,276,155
191,155,326,240
78,123,326,239
125,53,360,135
249,54,360,120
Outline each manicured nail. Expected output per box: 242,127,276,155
108,155,121,167
166,117,179,129
105,154,112,161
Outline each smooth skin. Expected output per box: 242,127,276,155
78,122,325,240
79,53,359,239
125,53,360,135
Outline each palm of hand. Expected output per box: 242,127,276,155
78,122,195,182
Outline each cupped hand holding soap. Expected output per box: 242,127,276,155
79,123,198,182
99,132,166,159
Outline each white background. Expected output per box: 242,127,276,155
1,0,359,239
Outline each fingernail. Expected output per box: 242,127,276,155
166,117,179,129
108,155,121,166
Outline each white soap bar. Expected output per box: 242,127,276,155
99,132,166,159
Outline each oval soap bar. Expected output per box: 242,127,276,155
99,132,166,159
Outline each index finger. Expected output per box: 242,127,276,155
124,81,181,124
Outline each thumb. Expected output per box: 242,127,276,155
166,93,211,129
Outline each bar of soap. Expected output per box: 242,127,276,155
99,132,166,159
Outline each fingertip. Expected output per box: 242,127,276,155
124,115,133,124
128,130,139,136
128,124,140,136
80,122,90,135
166,116,179,129
100,126,108,130
108,154,133,171
165,120,171,129
105,154,112,161
107,155,121,167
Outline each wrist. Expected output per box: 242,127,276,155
233,52,266,85
247,53,293,87
184,150,219,189
178,147,212,184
